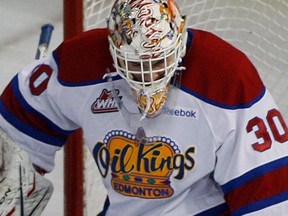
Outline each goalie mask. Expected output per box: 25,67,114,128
107,0,186,118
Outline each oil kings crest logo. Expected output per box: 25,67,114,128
93,127,196,199
91,89,122,113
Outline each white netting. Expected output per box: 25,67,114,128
83,0,288,214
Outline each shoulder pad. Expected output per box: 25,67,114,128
53,28,114,86
181,29,264,109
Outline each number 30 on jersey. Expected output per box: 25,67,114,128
246,109,288,152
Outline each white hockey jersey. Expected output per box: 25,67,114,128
1,28,288,215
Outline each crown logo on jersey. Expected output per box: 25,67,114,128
91,89,122,113
104,127,181,199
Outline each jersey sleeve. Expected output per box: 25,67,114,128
0,28,112,172
211,90,288,215
183,29,288,214
0,54,79,172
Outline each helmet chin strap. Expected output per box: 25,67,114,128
139,88,163,121
140,93,151,121
180,29,188,58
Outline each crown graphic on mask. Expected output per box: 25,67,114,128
104,128,180,199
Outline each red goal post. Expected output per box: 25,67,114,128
63,1,84,216
63,0,288,215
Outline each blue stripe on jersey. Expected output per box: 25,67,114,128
57,75,118,87
183,29,194,62
97,196,110,216
0,98,66,147
52,50,60,71
232,191,288,216
180,85,266,110
221,156,288,194
12,75,74,136
194,203,229,216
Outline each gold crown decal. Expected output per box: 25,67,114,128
104,127,181,199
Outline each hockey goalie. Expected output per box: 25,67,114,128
0,128,53,215
1,0,288,215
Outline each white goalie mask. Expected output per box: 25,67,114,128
107,0,186,118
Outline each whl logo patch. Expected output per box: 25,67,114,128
91,89,122,113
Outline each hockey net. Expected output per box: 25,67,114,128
66,0,288,215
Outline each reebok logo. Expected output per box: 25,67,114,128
91,89,122,114
162,107,197,119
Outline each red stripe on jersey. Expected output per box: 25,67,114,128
55,28,114,84
225,166,288,211
182,29,264,107
1,80,68,140
6,207,15,216
27,173,36,197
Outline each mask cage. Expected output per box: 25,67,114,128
109,34,183,94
